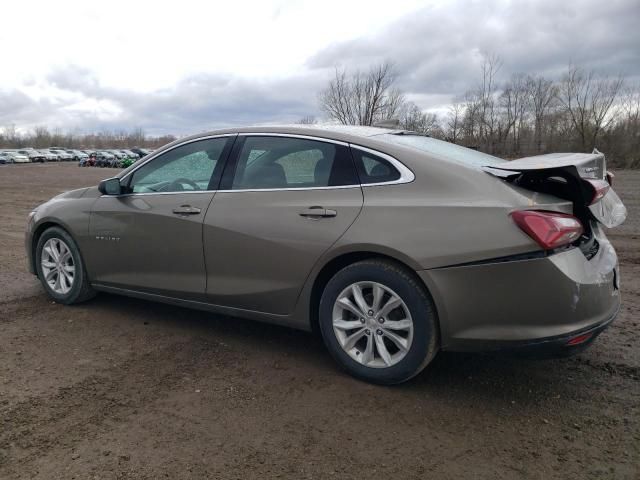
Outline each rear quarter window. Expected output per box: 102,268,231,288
351,148,401,184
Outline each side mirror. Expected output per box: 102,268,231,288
98,177,122,195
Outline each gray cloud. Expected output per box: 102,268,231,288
3,0,638,134
18,66,324,135
309,0,640,105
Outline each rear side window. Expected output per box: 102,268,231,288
351,148,401,184
230,136,358,190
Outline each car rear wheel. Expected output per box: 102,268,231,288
35,227,95,304
319,259,438,385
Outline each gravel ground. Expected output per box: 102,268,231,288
0,163,638,479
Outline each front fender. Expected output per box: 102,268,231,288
26,193,98,276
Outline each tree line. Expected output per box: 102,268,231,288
0,126,176,150
316,56,639,168
2,56,638,167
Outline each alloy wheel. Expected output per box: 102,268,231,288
41,238,75,294
332,281,414,368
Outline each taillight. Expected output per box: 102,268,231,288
511,210,583,250
584,179,610,205
566,332,593,346
605,170,614,187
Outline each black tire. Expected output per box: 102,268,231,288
35,226,96,305
319,259,439,385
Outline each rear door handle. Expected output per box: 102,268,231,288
172,205,201,215
299,206,337,218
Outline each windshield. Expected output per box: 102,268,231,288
378,134,505,168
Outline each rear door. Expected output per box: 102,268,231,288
203,134,364,314
88,135,235,299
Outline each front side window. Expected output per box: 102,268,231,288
127,137,229,193
230,136,358,190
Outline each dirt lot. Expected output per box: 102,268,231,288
0,163,638,479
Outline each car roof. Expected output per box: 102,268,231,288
178,124,405,145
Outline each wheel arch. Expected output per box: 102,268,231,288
307,250,440,337
30,220,76,277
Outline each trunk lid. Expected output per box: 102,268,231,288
483,150,627,228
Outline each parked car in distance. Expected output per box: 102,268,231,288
16,149,46,163
0,152,13,164
120,149,140,160
66,149,89,162
95,151,116,167
79,152,97,167
120,157,138,168
46,150,62,161
50,149,73,161
107,150,126,160
37,150,58,162
24,125,627,384
130,148,150,158
1,151,30,163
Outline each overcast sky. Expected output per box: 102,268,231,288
2,0,638,135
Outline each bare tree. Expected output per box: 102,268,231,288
2,124,20,147
558,65,624,150
478,53,502,151
446,102,464,143
527,75,558,152
297,116,318,125
320,62,405,126
400,102,441,136
499,73,529,154
619,84,640,125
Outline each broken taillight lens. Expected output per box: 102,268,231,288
584,179,610,205
605,170,615,187
511,210,584,250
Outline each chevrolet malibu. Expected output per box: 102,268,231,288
25,126,626,384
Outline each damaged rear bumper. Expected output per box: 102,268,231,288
443,304,618,358
419,225,620,354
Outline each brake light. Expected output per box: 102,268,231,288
511,210,583,250
584,179,610,205
566,332,593,346
605,170,614,187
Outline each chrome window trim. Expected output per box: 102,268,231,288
101,190,217,198
217,185,362,193
236,132,349,147
349,144,415,186
101,132,414,197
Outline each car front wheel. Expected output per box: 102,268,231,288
319,259,438,385
35,227,95,304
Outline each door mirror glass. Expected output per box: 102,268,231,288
99,177,122,195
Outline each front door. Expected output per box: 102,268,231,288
203,135,364,314
87,135,234,299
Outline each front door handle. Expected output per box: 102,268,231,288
172,205,201,215
299,206,337,218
